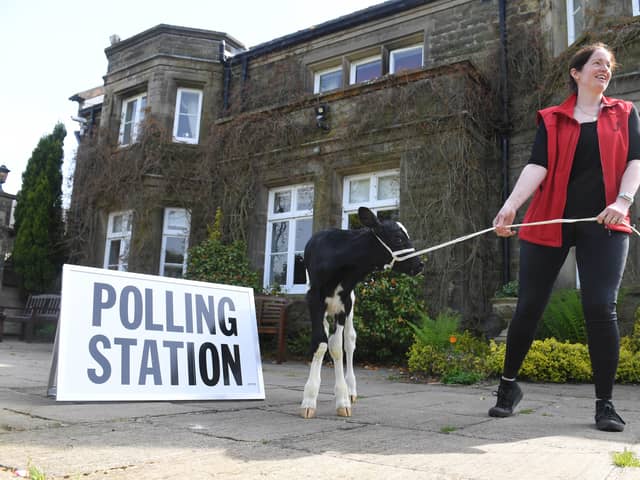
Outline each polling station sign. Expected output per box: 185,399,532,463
55,264,265,401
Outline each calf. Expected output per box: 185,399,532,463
300,206,423,419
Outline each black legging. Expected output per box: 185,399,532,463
503,222,629,400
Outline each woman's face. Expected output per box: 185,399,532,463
571,47,613,95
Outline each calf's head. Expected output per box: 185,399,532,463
358,206,424,276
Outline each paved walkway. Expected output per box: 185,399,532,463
1,339,639,479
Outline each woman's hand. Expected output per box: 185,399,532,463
597,198,631,225
493,203,517,237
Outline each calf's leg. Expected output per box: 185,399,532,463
344,292,357,403
329,323,351,417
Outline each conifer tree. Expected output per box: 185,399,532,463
12,123,66,293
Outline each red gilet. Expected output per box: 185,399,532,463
518,94,633,247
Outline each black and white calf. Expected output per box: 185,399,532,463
300,206,423,419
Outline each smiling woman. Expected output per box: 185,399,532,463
489,42,640,433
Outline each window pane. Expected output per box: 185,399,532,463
319,70,342,92
107,240,121,269
378,175,399,200
377,209,399,222
269,254,287,285
163,265,184,278
165,237,186,264
297,186,314,211
392,47,423,72
293,253,306,284
273,191,291,213
355,59,381,83
271,222,289,253
349,178,370,203
167,210,188,230
179,91,199,114
348,213,362,230
125,100,136,123
295,218,312,251
139,96,147,123
122,123,132,145
112,215,123,234
177,115,196,138
572,0,585,38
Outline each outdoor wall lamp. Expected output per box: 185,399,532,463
315,104,330,131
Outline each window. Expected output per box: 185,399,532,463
566,0,585,45
314,66,343,94
264,184,314,293
119,93,147,146
159,208,191,278
342,170,400,229
104,211,133,271
350,55,382,85
172,88,203,144
634,0,640,16
390,45,423,74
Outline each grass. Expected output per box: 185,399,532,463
612,449,640,468
519,408,535,414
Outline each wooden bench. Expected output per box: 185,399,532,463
0,294,61,343
254,295,290,364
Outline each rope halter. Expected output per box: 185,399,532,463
372,232,416,270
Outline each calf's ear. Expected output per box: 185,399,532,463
358,206,380,228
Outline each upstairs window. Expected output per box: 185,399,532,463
350,56,382,85
172,88,203,144
119,93,147,146
104,211,133,271
342,170,400,228
566,0,585,45
390,45,423,74
264,184,314,293
159,208,191,278
314,66,343,94
634,0,639,16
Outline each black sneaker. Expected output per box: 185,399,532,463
488,379,523,417
595,400,625,432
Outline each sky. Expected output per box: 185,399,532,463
0,0,385,200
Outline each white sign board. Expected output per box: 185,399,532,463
56,264,265,401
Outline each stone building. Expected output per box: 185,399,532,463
68,0,640,332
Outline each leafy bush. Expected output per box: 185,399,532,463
407,328,490,381
494,280,519,298
536,289,587,344
185,209,261,291
352,269,427,364
408,309,459,349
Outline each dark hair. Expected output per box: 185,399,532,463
568,42,617,93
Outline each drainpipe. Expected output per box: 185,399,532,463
499,0,511,284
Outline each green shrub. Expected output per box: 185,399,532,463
494,280,519,298
536,289,587,344
407,329,490,381
352,269,427,364
408,309,459,349
185,209,260,290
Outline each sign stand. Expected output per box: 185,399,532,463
46,317,60,398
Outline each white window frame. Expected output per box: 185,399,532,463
390,45,424,74
314,66,343,94
172,88,203,144
159,208,191,278
342,169,400,228
566,0,585,45
349,55,382,85
119,92,147,146
104,210,133,271
634,0,640,16
264,184,314,294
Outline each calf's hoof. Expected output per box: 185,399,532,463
300,407,316,419
336,406,352,417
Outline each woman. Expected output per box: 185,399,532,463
489,43,640,432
